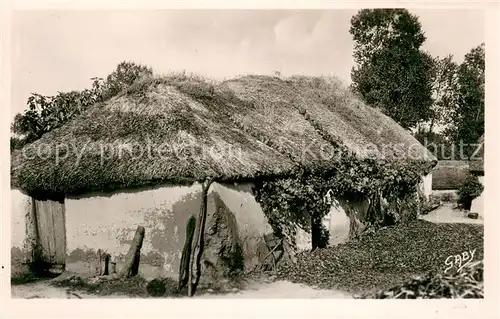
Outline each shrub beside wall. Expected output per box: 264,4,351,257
457,174,484,211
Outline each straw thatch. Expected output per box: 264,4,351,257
11,74,436,195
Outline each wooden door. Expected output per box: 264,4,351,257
34,198,67,270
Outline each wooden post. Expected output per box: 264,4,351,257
96,249,102,275
109,255,117,274
119,226,145,277
187,178,214,297
102,253,110,276
178,215,196,291
282,238,297,264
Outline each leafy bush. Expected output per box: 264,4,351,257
10,61,153,150
457,174,483,210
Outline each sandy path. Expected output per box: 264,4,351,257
11,280,101,299
198,281,352,299
10,279,352,299
418,203,483,225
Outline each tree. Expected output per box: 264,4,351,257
448,43,485,158
413,54,459,160
10,89,103,145
350,9,434,129
10,61,152,150
427,54,459,134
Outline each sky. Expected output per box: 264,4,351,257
9,9,485,121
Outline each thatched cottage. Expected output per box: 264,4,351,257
11,74,435,280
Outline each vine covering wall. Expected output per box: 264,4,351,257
253,153,434,251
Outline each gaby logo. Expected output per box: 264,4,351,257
444,249,477,274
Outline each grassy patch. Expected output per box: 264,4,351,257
278,219,483,295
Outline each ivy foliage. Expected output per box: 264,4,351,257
253,152,434,250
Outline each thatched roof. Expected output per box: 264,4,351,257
11,74,436,195
469,134,484,175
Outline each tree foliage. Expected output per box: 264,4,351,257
449,44,485,154
415,44,484,160
10,61,153,150
350,9,434,129
427,54,459,133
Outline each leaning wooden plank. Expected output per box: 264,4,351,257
178,215,196,291
102,253,111,276
119,226,145,277
188,178,214,297
96,249,102,275
52,200,67,267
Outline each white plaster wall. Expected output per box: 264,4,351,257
478,176,484,185
209,183,274,268
11,189,31,250
420,173,433,198
327,200,350,246
295,227,311,252
10,189,32,276
470,193,484,216
471,176,484,217
65,181,273,278
295,198,352,251
65,183,202,278
209,183,273,240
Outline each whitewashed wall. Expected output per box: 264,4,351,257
470,176,485,217
209,183,273,269
295,198,357,251
11,189,30,250
64,182,272,279
327,200,351,246
420,173,433,199
10,189,32,276
478,176,485,185
65,183,199,278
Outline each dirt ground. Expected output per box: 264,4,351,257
11,279,352,299
11,203,482,299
